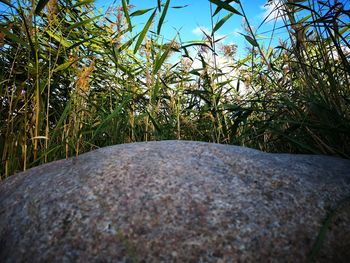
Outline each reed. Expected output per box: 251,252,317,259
1,0,349,178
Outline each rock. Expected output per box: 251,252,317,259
1,140,350,262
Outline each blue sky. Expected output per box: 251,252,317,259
95,0,289,57
0,0,281,57
94,0,350,58
1,0,348,57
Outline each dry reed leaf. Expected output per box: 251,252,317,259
77,59,95,94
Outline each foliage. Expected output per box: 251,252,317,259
0,0,349,178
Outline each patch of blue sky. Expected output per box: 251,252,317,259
2,0,348,58
95,0,292,58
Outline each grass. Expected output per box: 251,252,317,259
0,0,349,178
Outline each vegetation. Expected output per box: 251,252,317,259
1,0,349,178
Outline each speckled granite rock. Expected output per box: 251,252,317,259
1,141,350,262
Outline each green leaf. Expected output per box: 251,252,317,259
53,56,85,72
171,5,189,9
92,97,132,140
67,36,96,51
151,79,161,104
66,15,101,31
189,68,203,76
134,9,156,54
0,27,27,46
266,47,273,59
130,8,154,17
297,13,312,24
122,0,132,32
217,79,233,88
214,35,226,43
209,0,242,16
53,61,75,72
213,13,233,34
49,100,72,143
153,36,176,74
308,196,350,261
213,0,239,16
146,110,161,133
35,0,50,15
180,41,216,53
73,0,96,7
157,0,170,35
46,30,71,48
117,33,139,52
239,33,259,47
339,25,350,35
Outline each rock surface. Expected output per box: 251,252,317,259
1,140,350,262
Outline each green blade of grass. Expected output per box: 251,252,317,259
73,0,96,8
67,36,96,51
180,41,216,53
239,32,259,47
213,13,233,34
92,97,132,140
153,36,176,74
0,26,27,46
49,100,72,144
157,0,170,35
209,0,242,16
171,5,189,9
53,56,86,72
46,30,72,48
53,61,74,72
117,33,140,52
122,0,132,32
66,15,102,31
308,196,350,261
213,0,239,16
35,0,50,15
134,9,156,54
146,110,161,133
130,8,154,17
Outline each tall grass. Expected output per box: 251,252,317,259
0,0,349,178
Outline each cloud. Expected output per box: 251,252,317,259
192,26,228,44
192,26,210,36
260,0,284,22
232,28,241,36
